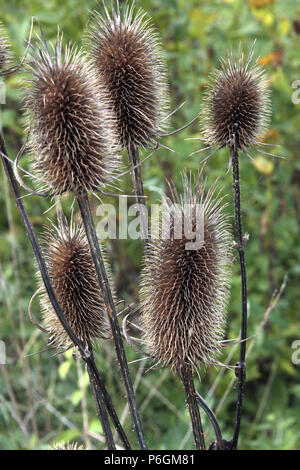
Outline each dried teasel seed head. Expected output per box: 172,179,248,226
86,1,169,149
201,44,271,151
0,22,13,70
38,215,111,348
139,171,232,369
24,33,119,195
51,442,85,450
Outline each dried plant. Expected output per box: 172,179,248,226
24,33,119,195
38,215,111,349
52,442,85,450
140,172,232,369
0,22,13,70
201,44,270,154
0,2,277,453
199,44,271,449
21,26,147,449
86,1,169,149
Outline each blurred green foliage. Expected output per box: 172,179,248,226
0,0,300,450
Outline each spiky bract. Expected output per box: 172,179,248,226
139,172,232,368
86,2,169,148
38,217,111,348
201,46,270,151
0,22,12,70
52,442,85,450
25,34,119,195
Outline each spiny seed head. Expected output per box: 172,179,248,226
201,45,270,151
86,1,169,149
24,33,119,195
38,216,111,348
0,22,12,70
52,442,85,450
139,172,232,369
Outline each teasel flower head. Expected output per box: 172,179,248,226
52,442,85,450
201,44,270,152
24,33,119,195
86,1,169,149
0,22,13,70
139,170,232,369
38,214,111,348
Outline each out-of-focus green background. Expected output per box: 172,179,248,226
0,0,300,450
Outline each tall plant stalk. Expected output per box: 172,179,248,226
76,190,147,450
0,133,129,450
230,145,248,449
86,340,131,450
128,143,214,451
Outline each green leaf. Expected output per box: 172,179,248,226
58,360,72,380
71,390,83,406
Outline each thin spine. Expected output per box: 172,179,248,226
0,17,34,76
76,189,147,450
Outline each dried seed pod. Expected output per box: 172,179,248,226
86,2,169,148
139,172,232,368
52,442,85,450
24,33,119,195
0,22,13,70
38,216,111,348
201,45,270,151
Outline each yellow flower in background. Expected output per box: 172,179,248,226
258,49,283,68
258,53,276,66
252,9,274,26
279,18,290,35
252,155,274,175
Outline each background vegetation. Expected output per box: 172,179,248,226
0,0,300,450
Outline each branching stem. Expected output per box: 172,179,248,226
179,364,206,450
76,190,147,450
0,133,122,450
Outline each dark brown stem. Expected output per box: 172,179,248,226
76,190,147,450
86,341,131,450
127,143,150,247
196,392,224,450
230,145,248,450
179,364,206,450
0,132,118,450
86,363,116,449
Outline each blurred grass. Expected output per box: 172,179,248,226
0,0,300,450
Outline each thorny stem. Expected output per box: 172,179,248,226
127,143,150,246
86,341,131,450
230,145,248,450
179,364,206,450
86,363,116,450
0,132,121,450
76,190,147,450
196,392,224,450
